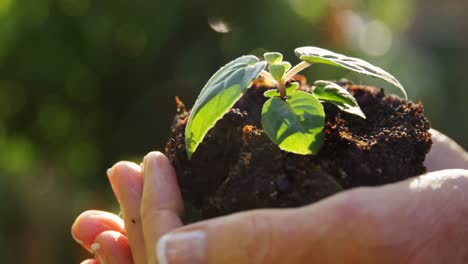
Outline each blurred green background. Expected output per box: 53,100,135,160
0,0,467,262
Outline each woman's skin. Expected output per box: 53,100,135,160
72,129,468,264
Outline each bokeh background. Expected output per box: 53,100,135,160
0,0,467,262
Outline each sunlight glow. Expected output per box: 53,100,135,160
359,20,393,57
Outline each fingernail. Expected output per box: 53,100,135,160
91,242,106,264
143,152,159,178
157,231,207,264
106,167,120,202
106,167,114,177
143,152,157,169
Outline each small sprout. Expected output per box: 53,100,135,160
185,46,407,158
265,52,292,82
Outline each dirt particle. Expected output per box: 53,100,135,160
276,175,292,193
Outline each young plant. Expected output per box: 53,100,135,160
185,46,407,158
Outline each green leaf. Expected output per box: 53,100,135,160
295,46,407,99
263,89,278,98
280,61,292,72
268,64,286,81
264,52,283,64
285,82,300,94
314,81,366,119
261,90,325,155
263,82,299,98
185,56,267,159
268,62,292,81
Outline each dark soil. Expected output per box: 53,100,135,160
165,78,432,219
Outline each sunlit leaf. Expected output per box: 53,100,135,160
280,61,292,72
261,90,325,155
263,89,278,98
185,56,266,159
264,52,283,64
268,64,285,81
268,61,292,81
313,81,366,119
295,46,407,99
263,82,299,98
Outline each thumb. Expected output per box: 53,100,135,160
155,192,389,264
156,169,468,264
425,129,468,172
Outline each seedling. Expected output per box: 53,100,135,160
185,46,407,158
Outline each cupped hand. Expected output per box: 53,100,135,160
72,129,468,264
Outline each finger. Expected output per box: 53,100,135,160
108,161,146,263
425,129,468,171
156,169,468,264
80,259,99,264
141,152,183,264
92,230,133,264
71,210,125,252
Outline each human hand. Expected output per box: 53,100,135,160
72,152,183,264
72,129,468,263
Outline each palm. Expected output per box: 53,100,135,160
72,129,468,264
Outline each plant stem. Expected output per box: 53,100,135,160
278,79,287,98
259,70,278,85
283,61,312,82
